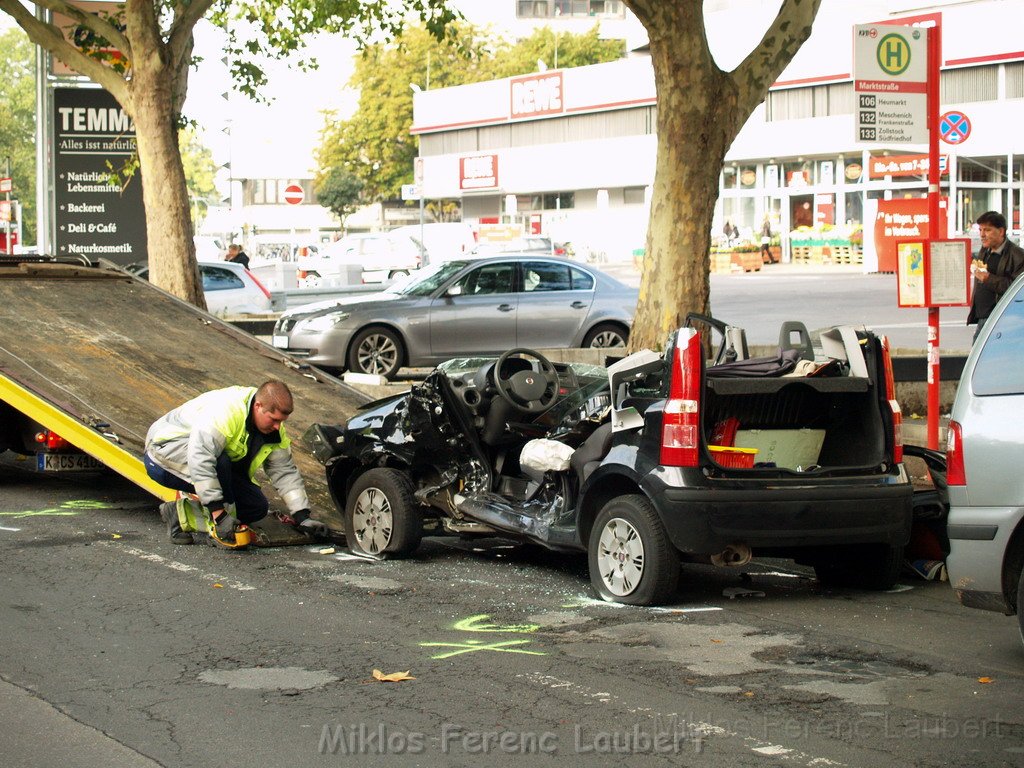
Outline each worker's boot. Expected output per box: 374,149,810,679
159,501,194,545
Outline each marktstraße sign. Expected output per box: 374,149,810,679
853,24,929,144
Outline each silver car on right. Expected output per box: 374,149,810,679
946,274,1024,645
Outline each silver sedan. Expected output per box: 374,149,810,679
272,255,637,379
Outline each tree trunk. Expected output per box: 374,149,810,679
629,6,736,352
625,0,821,353
123,1,204,309
130,73,204,308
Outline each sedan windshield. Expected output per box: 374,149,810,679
386,260,470,297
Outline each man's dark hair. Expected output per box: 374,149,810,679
976,211,1007,230
256,380,293,415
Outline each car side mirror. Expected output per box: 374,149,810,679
446,285,464,297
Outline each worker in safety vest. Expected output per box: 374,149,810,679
143,380,327,547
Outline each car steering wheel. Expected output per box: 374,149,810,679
492,348,559,414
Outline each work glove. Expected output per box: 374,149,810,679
211,509,237,541
291,509,329,537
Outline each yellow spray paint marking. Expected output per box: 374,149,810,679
452,614,539,634
421,613,546,659
0,500,114,518
419,639,546,660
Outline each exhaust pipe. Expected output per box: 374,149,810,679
710,543,752,568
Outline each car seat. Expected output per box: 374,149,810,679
569,422,613,483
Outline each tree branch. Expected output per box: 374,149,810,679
732,0,822,114
0,0,128,103
168,0,215,72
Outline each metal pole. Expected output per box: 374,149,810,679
926,22,942,450
35,4,51,255
4,156,11,255
419,195,426,266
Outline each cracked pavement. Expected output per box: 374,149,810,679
1,455,1022,767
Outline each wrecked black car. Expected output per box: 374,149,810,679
307,322,914,606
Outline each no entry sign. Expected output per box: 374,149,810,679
283,184,305,205
939,111,971,144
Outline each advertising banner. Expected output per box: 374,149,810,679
873,197,947,272
53,87,147,264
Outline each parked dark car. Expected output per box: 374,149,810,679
946,274,1024,645
273,255,636,379
306,319,912,605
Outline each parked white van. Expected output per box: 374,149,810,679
296,224,475,286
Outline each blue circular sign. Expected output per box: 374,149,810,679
939,111,971,144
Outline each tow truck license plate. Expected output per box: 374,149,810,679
37,453,105,472
272,335,288,348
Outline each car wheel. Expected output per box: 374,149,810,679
813,543,902,590
347,326,404,380
583,323,628,348
344,468,422,558
588,495,678,605
388,270,410,280
300,273,322,289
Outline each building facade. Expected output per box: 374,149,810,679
410,0,1024,265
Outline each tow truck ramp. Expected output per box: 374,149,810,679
0,261,371,535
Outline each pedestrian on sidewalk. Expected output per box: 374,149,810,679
760,216,777,264
225,243,250,269
967,211,1024,342
143,380,327,547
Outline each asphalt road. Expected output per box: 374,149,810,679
1,455,1022,767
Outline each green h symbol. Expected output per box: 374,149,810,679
884,40,903,69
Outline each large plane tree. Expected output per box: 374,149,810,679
0,0,458,307
624,0,822,350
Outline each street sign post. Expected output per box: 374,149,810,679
856,17,945,448
283,184,305,205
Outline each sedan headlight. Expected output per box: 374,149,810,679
296,310,350,332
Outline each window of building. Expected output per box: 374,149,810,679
518,0,624,17
529,192,575,210
739,166,757,189
958,156,1008,183
623,187,646,205
941,65,997,103
722,166,737,190
1008,61,1024,99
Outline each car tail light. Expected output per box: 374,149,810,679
553,245,566,257
297,269,308,280
660,331,703,467
946,420,966,486
246,269,273,300
880,336,903,463
35,430,69,451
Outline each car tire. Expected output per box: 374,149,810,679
347,326,404,380
344,468,422,558
300,273,322,289
813,543,902,590
588,494,679,605
388,270,410,280
583,323,628,348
